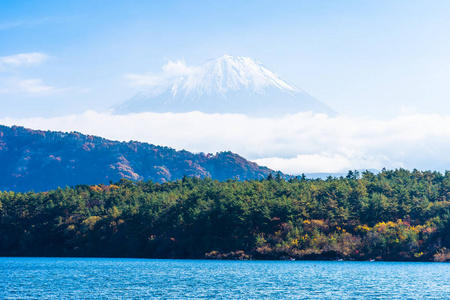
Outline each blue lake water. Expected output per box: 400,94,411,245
0,257,449,299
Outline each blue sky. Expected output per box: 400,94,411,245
2,0,450,117
2,0,450,173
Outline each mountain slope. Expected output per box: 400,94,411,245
114,55,335,116
0,125,279,192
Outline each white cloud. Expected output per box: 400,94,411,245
0,53,48,69
254,153,395,174
125,59,194,87
0,53,56,95
0,77,56,95
2,111,450,174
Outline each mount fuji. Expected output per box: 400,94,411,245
113,55,335,116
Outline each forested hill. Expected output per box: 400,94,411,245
1,170,450,261
0,125,277,192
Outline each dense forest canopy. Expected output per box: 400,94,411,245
1,169,450,261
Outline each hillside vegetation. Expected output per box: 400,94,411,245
0,125,274,192
1,169,450,261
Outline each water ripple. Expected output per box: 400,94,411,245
0,258,449,299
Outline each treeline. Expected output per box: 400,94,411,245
1,169,450,261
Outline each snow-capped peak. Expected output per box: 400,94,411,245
172,55,298,98
114,55,335,116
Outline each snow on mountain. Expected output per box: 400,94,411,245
113,55,335,116
173,55,296,95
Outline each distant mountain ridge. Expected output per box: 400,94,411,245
0,125,279,192
114,55,335,116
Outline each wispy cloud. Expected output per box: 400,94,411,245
0,77,56,95
0,52,63,95
0,53,48,70
0,21,26,31
125,60,194,87
0,17,55,31
2,111,450,174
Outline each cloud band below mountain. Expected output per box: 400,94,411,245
1,111,449,174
